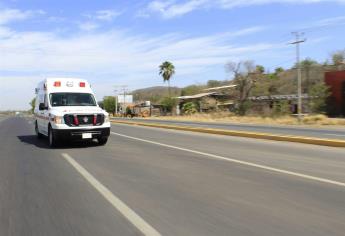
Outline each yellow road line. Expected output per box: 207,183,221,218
111,120,345,148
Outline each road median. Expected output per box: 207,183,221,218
111,120,345,148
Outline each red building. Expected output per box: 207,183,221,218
325,71,345,116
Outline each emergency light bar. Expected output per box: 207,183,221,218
52,80,87,88
66,81,74,87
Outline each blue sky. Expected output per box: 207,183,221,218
0,0,345,110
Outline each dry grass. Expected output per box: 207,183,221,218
150,113,345,126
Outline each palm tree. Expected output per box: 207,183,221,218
159,61,175,97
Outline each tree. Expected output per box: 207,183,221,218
159,61,175,97
299,58,318,67
255,65,265,74
29,98,36,113
160,97,177,113
331,50,345,66
299,58,319,92
98,101,104,109
103,96,116,115
207,80,224,88
226,60,258,115
309,83,330,114
274,67,284,74
181,85,204,96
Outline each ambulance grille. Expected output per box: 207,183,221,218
64,114,104,127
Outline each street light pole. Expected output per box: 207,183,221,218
291,32,306,123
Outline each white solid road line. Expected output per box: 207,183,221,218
111,132,345,188
61,153,161,236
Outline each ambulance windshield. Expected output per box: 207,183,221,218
50,93,97,107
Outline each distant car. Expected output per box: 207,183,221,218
34,78,111,147
15,112,21,116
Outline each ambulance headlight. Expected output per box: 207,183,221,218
53,116,63,124
104,114,110,123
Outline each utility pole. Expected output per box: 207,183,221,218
123,88,126,115
114,85,129,116
290,32,306,123
114,89,118,116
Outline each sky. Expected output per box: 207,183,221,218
0,0,345,110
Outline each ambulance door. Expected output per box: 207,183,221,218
37,93,49,135
41,93,50,135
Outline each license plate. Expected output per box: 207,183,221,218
82,133,92,139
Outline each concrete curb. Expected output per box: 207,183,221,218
111,120,345,148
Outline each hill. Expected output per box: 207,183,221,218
132,86,182,103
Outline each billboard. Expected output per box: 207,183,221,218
117,94,133,104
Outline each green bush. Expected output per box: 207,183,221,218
161,97,178,113
272,100,291,116
309,83,330,114
182,102,198,115
236,100,252,116
103,96,116,115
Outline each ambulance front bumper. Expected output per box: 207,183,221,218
54,127,110,140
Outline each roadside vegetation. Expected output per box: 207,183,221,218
95,49,345,125
131,49,345,120
152,113,345,126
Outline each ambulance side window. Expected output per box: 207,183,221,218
39,94,44,105
35,95,40,108
38,93,48,110
44,94,49,108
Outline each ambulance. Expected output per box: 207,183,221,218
34,78,111,147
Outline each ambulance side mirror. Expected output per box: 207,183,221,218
39,103,47,111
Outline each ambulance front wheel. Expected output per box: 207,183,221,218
48,125,59,148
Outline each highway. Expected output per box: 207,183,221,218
1,117,345,236
0,115,7,123
113,118,345,140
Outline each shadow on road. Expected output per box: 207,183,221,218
17,135,100,149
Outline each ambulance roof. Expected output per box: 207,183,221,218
37,78,93,94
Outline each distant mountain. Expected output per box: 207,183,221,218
132,86,182,103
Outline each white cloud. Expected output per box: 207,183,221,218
95,10,122,21
0,25,274,109
83,9,123,22
0,8,44,25
147,0,208,18
143,0,345,18
312,15,345,27
0,26,269,74
77,9,122,31
78,21,99,31
218,0,345,8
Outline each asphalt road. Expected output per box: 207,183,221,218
0,115,7,123
113,118,345,140
1,117,345,235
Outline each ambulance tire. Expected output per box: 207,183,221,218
98,137,108,146
48,125,59,148
35,121,43,139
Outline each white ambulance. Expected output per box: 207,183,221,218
34,78,110,147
